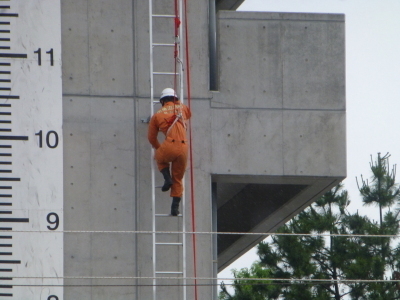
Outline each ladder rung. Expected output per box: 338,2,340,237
156,271,183,274
153,43,175,47
153,72,180,75
152,14,175,18
155,213,183,217
156,242,183,246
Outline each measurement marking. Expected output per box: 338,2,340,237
0,121,11,124
0,293,12,297
0,53,26,58
0,269,12,272
0,228,11,231
0,178,19,182
0,211,11,214
0,89,11,92
0,170,11,173
0,47,10,50
0,245,11,247
0,80,10,83
0,253,11,256
0,104,10,107
0,129,11,132
0,71,10,74
0,163,11,165
0,6,10,9
0,260,20,264
0,113,11,116
0,154,11,157
0,218,28,223
0,22,10,25
0,204,11,206
0,63,10,66
0,30,10,33
0,38,9,42
0,136,28,141
0,194,11,197
0,236,11,239
0,13,18,17
0,95,18,100
0,145,10,148
0,188,11,190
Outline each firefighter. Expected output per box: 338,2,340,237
148,88,191,216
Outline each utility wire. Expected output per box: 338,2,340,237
4,229,400,238
6,276,400,283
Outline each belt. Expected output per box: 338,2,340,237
171,139,186,143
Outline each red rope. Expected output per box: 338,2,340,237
183,0,198,299
173,0,180,112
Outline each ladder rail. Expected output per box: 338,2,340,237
149,1,157,299
179,0,187,297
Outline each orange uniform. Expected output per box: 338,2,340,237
148,101,191,197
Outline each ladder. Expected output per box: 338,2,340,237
149,0,186,299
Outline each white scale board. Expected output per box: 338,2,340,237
0,1,63,299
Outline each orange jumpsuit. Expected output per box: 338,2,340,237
148,101,191,197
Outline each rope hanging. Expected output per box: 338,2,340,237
182,0,199,299
172,0,198,298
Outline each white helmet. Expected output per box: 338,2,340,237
160,88,178,100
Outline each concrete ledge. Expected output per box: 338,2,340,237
213,175,344,271
216,0,246,11
218,11,345,22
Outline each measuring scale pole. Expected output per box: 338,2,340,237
0,1,63,299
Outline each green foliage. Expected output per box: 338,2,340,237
220,153,400,300
218,263,276,300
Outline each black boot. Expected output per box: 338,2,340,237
171,197,181,216
160,168,173,192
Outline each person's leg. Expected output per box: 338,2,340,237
154,141,174,191
160,167,172,192
171,197,181,216
170,146,188,197
169,144,188,215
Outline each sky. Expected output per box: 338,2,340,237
218,0,400,283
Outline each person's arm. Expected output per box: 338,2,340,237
185,105,191,120
148,115,161,149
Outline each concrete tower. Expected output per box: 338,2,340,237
60,0,345,299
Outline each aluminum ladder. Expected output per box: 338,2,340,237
149,0,186,299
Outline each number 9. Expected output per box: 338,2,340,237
46,213,59,230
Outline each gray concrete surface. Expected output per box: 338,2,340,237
61,0,346,299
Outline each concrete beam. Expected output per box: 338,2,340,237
216,0,245,11
213,175,343,270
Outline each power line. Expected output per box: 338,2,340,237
6,276,400,283
3,229,400,238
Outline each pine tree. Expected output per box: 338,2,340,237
219,153,400,300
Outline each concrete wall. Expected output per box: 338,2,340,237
62,0,137,298
213,11,346,269
61,1,345,299
213,11,345,177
